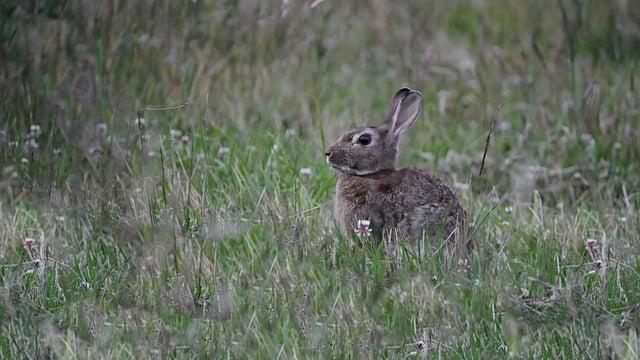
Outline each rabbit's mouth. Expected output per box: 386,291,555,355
329,162,376,176
327,151,377,175
329,163,350,173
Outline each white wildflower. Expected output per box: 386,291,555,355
135,117,145,126
218,147,230,157
96,123,108,136
88,145,103,157
79,281,92,291
24,237,35,249
299,167,312,177
29,124,41,138
170,129,182,142
355,219,371,238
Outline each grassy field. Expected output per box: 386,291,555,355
1,0,640,358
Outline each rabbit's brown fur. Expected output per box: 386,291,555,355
327,88,467,246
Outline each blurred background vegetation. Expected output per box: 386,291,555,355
1,0,639,197
1,0,639,358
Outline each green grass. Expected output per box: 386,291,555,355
1,0,640,358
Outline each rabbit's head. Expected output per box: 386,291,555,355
326,88,422,175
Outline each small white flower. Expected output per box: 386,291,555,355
29,124,42,138
170,129,182,141
21,158,29,165
218,147,230,156
299,167,312,177
53,148,62,156
135,117,145,126
96,123,108,136
505,206,513,213
88,145,103,156
586,238,599,259
24,237,35,248
355,219,371,238
79,281,92,291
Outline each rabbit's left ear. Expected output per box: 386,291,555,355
385,88,411,123
388,90,422,143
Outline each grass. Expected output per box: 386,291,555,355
1,0,640,358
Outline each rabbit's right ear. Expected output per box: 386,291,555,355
385,88,412,124
387,90,422,145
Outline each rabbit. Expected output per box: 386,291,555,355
325,87,467,248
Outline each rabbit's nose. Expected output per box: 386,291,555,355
325,151,332,157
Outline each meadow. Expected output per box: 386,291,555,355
1,0,639,358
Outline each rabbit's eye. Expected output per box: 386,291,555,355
357,133,372,146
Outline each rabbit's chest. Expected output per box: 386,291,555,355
334,176,402,232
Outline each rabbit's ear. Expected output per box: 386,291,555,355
388,90,422,143
385,88,412,123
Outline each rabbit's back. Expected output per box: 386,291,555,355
401,169,466,243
